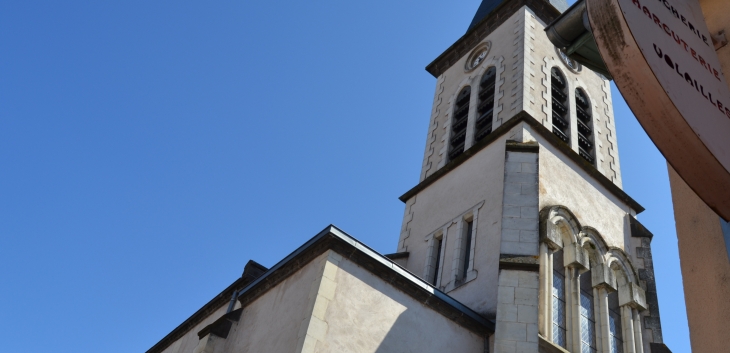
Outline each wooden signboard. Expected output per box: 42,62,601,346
588,0,730,220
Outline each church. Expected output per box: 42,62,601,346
146,0,673,352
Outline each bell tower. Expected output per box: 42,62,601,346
393,0,670,352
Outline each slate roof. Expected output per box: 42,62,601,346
468,0,567,31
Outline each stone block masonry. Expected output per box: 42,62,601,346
501,151,539,256
494,270,540,353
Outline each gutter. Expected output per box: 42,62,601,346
235,225,495,334
544,0,612,78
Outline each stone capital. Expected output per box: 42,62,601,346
590,263,617,291
563,242,589,270
619,282,647,311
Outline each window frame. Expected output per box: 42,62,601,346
424,228,447,287
451,208,480,288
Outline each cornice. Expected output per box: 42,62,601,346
425,0,562,78
399,111,645,214
147,226,495,353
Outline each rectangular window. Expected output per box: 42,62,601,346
552,250,567,348
432,236,443,285
608,291,623,353
462,220,473,280
579,272,597,353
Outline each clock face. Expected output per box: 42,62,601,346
472,50,488,67
465,42,492,72
557,48,582,73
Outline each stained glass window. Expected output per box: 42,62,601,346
579,272,597,353
552,250,566,348
608,291,623,353
580,292,597,353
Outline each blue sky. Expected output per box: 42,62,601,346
0,1,689,352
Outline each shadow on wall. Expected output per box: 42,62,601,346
373,309,413,353
370,302,483,353
325,259,484,353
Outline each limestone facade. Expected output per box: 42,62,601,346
146,1,672,352
396,1,669,351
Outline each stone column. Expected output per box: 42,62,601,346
622,306,636,353
592,287,603,352
547,250,554,341
539,242,550,336
617,281,647,353
597,288,612,353
567,266,582,352
633,308,644,353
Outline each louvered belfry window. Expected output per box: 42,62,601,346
551,68,570,144
475,67,496,143
449,86,471,161
575,88,595,165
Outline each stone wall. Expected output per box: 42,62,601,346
501,149,539,256
494,269,540,352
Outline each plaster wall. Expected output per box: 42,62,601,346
160,250,488,353
158,304,229,353
535,126,633,250
668,165,730,353
316,255,486,353
400,131,509,317
220,252,329,353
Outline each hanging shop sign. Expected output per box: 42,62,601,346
587,0,730,220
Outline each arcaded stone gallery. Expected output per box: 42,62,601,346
147,0,672,352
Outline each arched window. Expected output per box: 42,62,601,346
449,86,471,161
552,249,567,348
540,210,647,353
475,67,496,143
609,262,642,353
575,88,595,165
551,67,570,144
579,270,597,353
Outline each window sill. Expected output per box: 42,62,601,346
538,334,570,353
443,270,478,293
